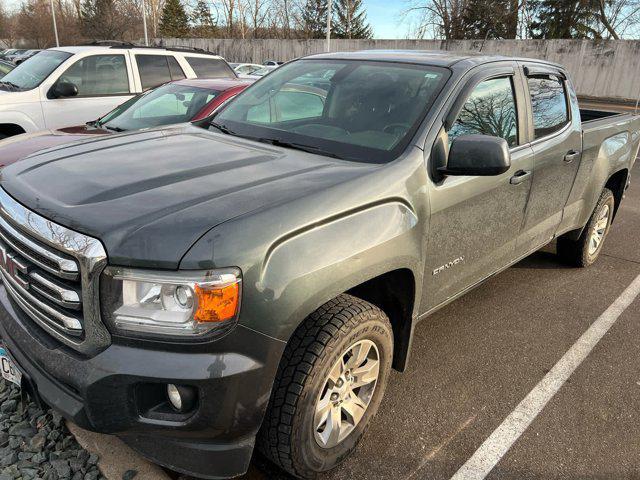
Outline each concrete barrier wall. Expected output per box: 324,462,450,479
157,38,640,102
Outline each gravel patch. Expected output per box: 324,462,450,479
0,379,105,480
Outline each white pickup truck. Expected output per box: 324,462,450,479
0,45,236,138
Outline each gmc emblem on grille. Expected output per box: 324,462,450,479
0,244,29,290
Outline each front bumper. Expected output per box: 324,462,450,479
0,285,286,479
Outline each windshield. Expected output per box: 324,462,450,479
214,59,449,163
98,82,221,132
1,50,72,90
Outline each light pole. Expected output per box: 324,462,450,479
326,0,331,52
50,0,59,47
141,0,149,46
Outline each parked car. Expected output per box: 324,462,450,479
0,45,236,138
241,65,277,79
263,59,284,66
0,49,15,60
0,78,252,167
4,49,28,63
0,51,637,480
13,49,41,65
0,60,15,78
230,62,263,75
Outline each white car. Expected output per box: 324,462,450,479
230,63,263,76
240,65,278,80
0,45,236,138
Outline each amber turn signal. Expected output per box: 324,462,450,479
194,282,240,323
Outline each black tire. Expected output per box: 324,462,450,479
258,294,393,479
557,188,615,267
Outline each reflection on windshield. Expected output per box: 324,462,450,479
215,60,449,164
99,83,219,131
1,50,72,91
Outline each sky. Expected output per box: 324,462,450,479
363,0,412,39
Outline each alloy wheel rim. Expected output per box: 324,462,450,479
589,203,610,256
313,339,380,449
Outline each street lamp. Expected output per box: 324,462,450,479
50,0,59,47
326,0,332,52
141,0,149,46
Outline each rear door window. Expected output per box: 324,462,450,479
167,56,186,81
527,75,569,139
136,55,185,90
185,57,235,78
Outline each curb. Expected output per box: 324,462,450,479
66,421,172,480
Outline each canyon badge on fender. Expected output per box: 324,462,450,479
432,256,465,276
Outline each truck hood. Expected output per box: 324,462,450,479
0,125,374,268
0,127,110,167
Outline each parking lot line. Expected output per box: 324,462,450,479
449,274,640,480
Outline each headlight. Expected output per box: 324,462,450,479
101,267,241,338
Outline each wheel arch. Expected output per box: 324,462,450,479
605,168,629,221
0,123,26,138
346,268,416,372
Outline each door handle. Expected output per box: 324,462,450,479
510,170,531,185
564,150,581,163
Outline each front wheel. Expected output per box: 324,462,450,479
557,188,615,267
258,294,393,479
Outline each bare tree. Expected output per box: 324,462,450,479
591,0,640,39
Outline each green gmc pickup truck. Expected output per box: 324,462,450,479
0,51,637,479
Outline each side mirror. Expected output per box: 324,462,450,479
438,134,511,176
51,81,78,98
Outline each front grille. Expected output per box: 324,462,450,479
0,188,111,355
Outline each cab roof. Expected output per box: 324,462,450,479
305,49,563,70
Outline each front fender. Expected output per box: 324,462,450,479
181,198,424,343
0,110,40,134
255,201,420,341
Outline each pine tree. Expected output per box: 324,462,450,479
301,0,328,39
333,0,372,39
191,0,215,37
462,0,518,39
81,0,134,39
528,0,599,39
159,0,190,38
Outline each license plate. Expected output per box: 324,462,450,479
0,347,21,387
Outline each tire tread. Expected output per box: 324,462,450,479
257,294,387,478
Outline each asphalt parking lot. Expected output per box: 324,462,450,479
238,114,640,479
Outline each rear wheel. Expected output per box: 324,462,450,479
557,188,615,267
258,294,393,479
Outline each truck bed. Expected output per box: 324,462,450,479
580,108,623,123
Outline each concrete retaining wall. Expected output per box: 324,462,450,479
157,38,640,102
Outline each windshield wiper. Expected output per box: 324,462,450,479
255,138,346,160
0,81,21,91
210,122,236,135
102,124,125,132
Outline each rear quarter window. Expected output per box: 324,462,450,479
527,75,569,139
136,55,185,90
185,57,235,78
